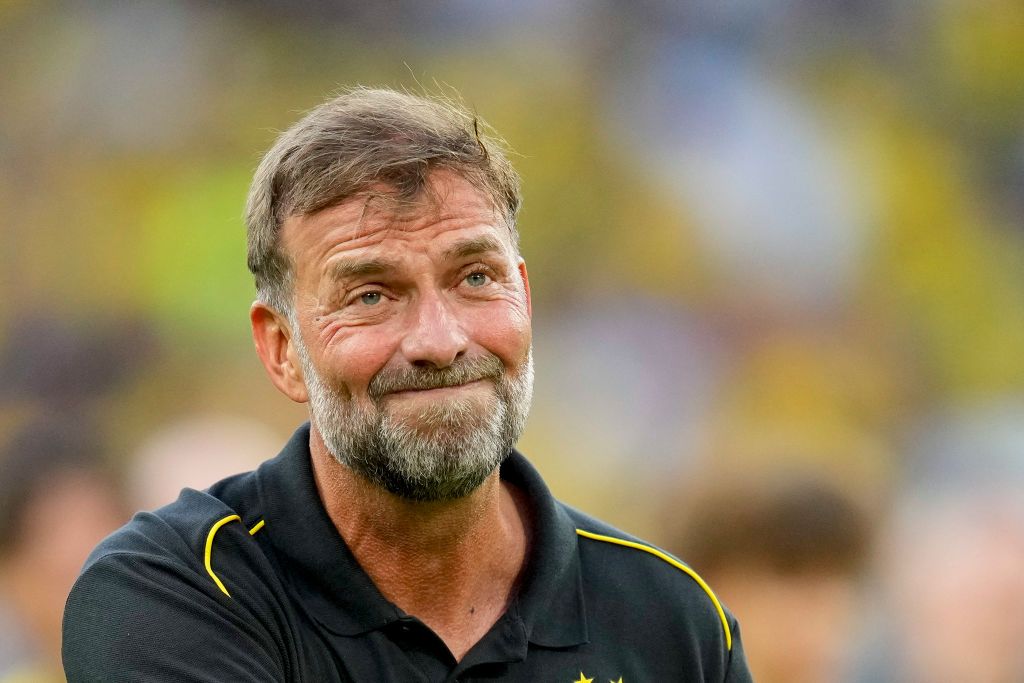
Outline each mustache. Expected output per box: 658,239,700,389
367,354,504,399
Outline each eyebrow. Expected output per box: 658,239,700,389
442,235,507,261
327,257,398,283
326,235,507,284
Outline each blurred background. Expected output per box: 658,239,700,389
2,1,1024,681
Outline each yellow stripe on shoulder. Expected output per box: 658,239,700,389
575,528,733,651
204,514,241,597
204,515,267,597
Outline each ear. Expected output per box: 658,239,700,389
250,301,309,403
517,259,532,318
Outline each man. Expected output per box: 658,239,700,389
1,418,126,683
62,88,752,681
672,468,870,683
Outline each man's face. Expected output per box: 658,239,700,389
280,170,533,501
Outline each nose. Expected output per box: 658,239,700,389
400,292,469,368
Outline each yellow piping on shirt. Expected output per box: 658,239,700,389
575,528,733,651
204,514,241,597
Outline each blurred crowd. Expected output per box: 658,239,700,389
2,1,1023,681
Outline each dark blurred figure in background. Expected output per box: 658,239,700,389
0,315,155,412
0,418,127,683
0,316,142,682
672,468,872,683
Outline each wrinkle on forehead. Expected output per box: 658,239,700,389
351,177,500,241
281,171,516,275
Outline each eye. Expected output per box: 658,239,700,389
464,272,490,287
359,291,382,305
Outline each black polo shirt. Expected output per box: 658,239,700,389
63,424,752,682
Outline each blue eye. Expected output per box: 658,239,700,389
359,291,382,305
465,272,489,287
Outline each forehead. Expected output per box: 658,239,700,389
280,171,514,266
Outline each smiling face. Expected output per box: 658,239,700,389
266,170,533,500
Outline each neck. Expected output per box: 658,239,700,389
309,427,531,660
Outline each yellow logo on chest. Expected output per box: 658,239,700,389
573,673,623,683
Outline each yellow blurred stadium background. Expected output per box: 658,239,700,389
2,2,1024,681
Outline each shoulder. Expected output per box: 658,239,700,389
81,471,267,596
63,474,287,681
563,504,737,654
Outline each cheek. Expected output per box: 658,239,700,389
467,305,532,363
323,329,399,391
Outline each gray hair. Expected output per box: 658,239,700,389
245,87,522,315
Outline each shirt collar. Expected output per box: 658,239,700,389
499,447,588,648
256,424,398,636
254,423,587,647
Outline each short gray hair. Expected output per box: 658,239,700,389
245,87,522,314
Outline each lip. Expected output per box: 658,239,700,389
386,379,488,398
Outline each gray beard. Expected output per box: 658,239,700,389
294,335,533,502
